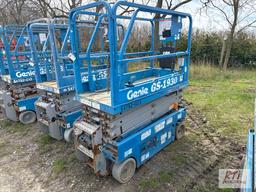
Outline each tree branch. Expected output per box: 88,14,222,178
119,0,135,16
171,0,192,10
211,1,232,26
237,19,256,34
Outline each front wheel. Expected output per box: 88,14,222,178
175,121,186,140
112,158,136,184
19,110,37,124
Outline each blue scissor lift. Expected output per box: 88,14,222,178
27,19,108,142
70,1,192,183
0,25,43,124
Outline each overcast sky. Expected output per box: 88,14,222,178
176,0,233,32
81,0,256,33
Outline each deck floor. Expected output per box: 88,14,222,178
133,76,156,85
38,81,58,88
80,90,111,106
79,77,157,106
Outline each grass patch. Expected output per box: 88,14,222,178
53,159,66,175
139,171,173,191
52,154,76,177
39,134,54,145
218,189,234,192
37,134,55,154
139,177,159,191
2,120,12,127
171,155,187,166
0,141,7,149
185,64,256,142
159,171,172,183
0,120,29,134
0,140,11,156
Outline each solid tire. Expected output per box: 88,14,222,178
112,158,136,184
64,128,74,142
19,110,37,124
175,121,185,140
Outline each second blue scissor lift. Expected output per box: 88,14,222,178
27,18,109,141
27,19,84,141
69,1,192,183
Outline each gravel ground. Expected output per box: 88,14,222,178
0,101,244,192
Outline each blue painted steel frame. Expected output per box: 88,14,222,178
0,25,36,83
28,19,108,94
103,108,186,167
69,0,192,115
0,25,39,112
242,130,255,191
16,96,38,111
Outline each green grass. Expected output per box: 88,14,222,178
0,120,29,134
53,159,66,175
139,171,174,191
37,134,55,154
139,177,160,191
39,134,54,145
185,64,256,142
159,171,172,183
52,154,77,177
170,155,187,166
0,141,7,149
0,140,7,155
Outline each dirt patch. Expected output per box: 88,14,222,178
245,88,256,93
0,101,244,192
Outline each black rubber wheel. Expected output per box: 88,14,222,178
112,158,136,184
175,122,185,140
19,111,37,124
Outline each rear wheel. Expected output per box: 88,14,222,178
175,121,185,140
19,110,37,124
64,128,74,142
112,158,136,184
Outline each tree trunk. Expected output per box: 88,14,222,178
223,35,234,71
222,0,239,71
219,36,227,67
153,0,163,51
222,26,236,71
154,21,160,51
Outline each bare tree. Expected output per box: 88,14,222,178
201,0,256,71
0,0,41,25
29,0,82,18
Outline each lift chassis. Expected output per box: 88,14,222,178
35,87,82,141
74,91,186,183
1,79,38,124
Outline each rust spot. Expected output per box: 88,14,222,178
171,102,179,110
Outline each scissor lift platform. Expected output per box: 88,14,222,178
71,0,192,183
77,69,186,114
